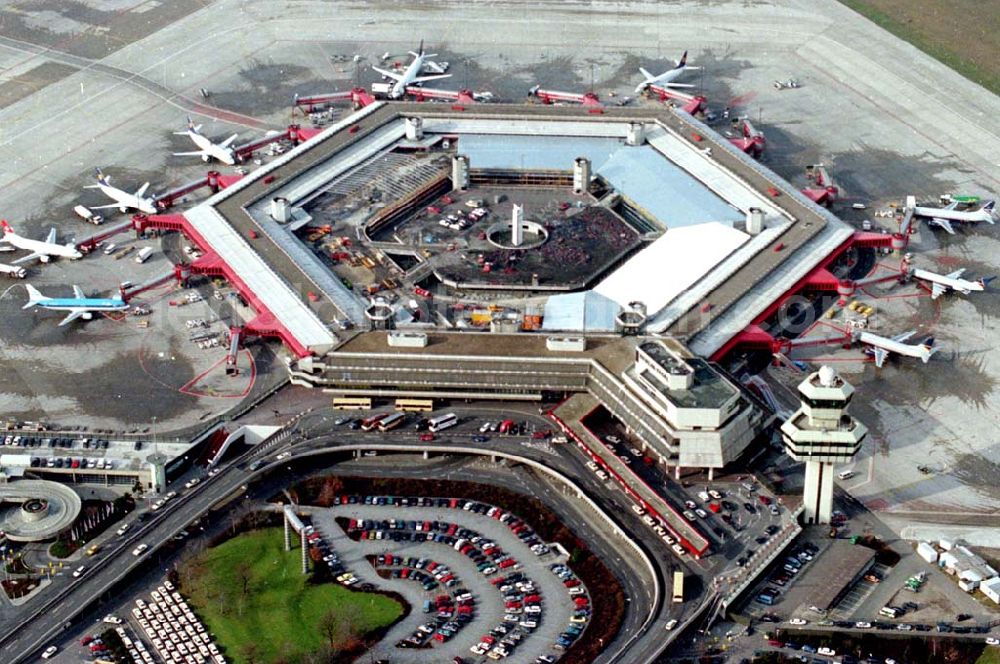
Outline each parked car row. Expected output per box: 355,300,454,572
472,570,549,660
386,557,476,648
754,542,819,606
547,564,590,652
302,523,348,579
3,435,110,449
131,580,224,664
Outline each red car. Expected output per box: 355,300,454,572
420,433,435,442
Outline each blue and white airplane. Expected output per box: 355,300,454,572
23,284,129,326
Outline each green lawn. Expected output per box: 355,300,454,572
978,646,1000,664
183,528,403,663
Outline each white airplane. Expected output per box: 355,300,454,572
909,267,994,299
173,118,239,165
23,284,129,326
856,329,938,368
907,195,996,235
372,40,451,99
85,169,157,215
0,220,82,264
634,51,700,94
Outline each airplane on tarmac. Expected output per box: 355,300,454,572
372,40,452,99
855,329,938,368
85,169,157,215
23,284,129,326
634,51,700,94
0,220,83,264
907,195,996,235
909,266,994,299
173,118,239,165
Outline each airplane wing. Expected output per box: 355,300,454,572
173,150,208,157
891,330,916,343
930,217,955,234
411,74,451,84
135,182,150,198
872,347,888,368
946,269,966,279
12,251,44,265
930,283,947,299
45,228,57,244
72,285,85,299
661,82,695,89
422,60,448,74
90,204,124,210
639,67,656,81
220,134,239,148
372,66,403,81
58,310,86,326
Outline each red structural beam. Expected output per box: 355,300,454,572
548,409,710,558
132,213,311,358
709,231,900,362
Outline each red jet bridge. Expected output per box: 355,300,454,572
726,119,766,159
647,85,709,116
528,85,602,108
710,230,909,362
404,85,486,106
292,88,376,115
801,165,838,207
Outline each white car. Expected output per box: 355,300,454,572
818,647,836,656
276,452,291,460
664,619,678,631
103,614,124,624
479,422,492,433
855,621,871,629
41,646,58,659
116,523,131,536
789,618,807,625
987,637,1000,646
132,544,149,556
72,565,86,578
184,478,201,489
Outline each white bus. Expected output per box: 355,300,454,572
427,413,458,433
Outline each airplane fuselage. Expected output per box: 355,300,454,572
186,131,236,165
98,183,157,214
910,267,985,296
858,331,934,364
2,233,82,261
913,205,993,223
389,55,428,99
36,297,128,313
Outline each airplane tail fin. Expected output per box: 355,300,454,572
979,276,996,289
983,200,996,222
23,284,46,309
677,50,688,68
920,337,937,362
1,219,13,236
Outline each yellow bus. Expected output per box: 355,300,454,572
394,398,434,413
332,397,372,411
672,570,684,603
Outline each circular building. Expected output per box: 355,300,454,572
0,480,82,542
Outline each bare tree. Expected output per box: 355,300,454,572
240,642,261,664
235,560,253,599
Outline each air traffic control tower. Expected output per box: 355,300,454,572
781,366,867,524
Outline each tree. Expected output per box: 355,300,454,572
234,560,253,599
316,476,344,507
240,642,261,664
317,609,357,650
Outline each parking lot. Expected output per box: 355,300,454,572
309,498,586,663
